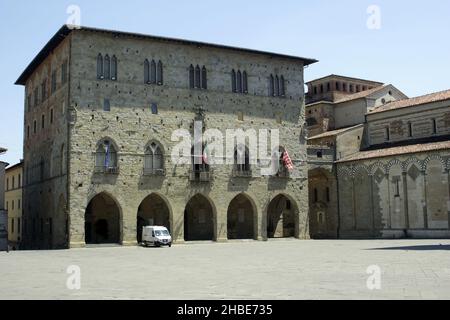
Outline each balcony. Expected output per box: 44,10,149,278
94,166,120,175
143,168,165,176
189,170,211,182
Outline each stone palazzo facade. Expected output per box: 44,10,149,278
16,25,316,249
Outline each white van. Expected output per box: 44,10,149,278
142,226,172,247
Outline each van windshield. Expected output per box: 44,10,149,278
155,230,169,236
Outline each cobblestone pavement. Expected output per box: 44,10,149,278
1,239,450,300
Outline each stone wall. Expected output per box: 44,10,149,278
63,29,310,247
337,152,450,238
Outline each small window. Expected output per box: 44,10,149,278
314,188,318,203
33,120,37,134
189,65,195,89
103,99,110,112
11,218,14,234
61,61,68,84
326,187,330,202
269,75,274,96
157,60,163,85
327,82,331,92
343,83,347,92
51,71,57,93
201,66,207,89
231,70,237,93
317,151,323,158
41,114,45,129
408,122,413,137
50,109,54,124
151,103,158,115
237,111,244,121
111,55,117,80
385,126,390,141
432,119,437,134
27,125,30,139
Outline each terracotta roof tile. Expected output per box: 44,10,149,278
334,86,388,104
338,140,450,163
369,89,450,114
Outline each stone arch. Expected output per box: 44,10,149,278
184,194,217,241
403,157,424,173
85,192,122,245
423,155,446,172
265,193,299,239
388,161,406,229
369,161,387,176
136,193,172,243
337,166,353,179
227,193,258,240
425,157,449,229
387,158,405,174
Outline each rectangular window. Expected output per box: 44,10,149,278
50,109,54,124
41,114,45,129
12,200,14,210
27,125,30,139
5,201,8,210
12,176,15,189
11,218,14,234
18,218,21,234
61,61,68,84
103,99,110,112
408,122,413,137
385,126,390,141
432,119,437,134
18,199,21,210
33,120,37,134
27,95,32,112
41,80,47,102
6,178,9,191
326,187,330,202
18,174,21,188
151,103,158,115
34,88,39,106
51,71,57,93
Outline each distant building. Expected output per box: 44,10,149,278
0,147,8,251
5,161,23,250
307,75,450,239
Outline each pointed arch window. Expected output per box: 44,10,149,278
269,74,274,96
237,70,242,93
280,76,285,96
150,60,156,84
275,75,280,97
104,55,111,80
95,140,118,174
201,66,207,89
97,54,104,79
231,70,237,93
233,145,251,177
144,59,150,84
195,65,201,88
243,71,248,93
157,60,163,85
111,55,117,80
144,142,165,175
189,65,195,89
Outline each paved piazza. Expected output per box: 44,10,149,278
1,240,450,300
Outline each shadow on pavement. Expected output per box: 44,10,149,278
367,244,450,251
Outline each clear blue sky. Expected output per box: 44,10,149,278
1,0,449,165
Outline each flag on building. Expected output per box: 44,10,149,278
282,150,294,171
104,143,110,168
